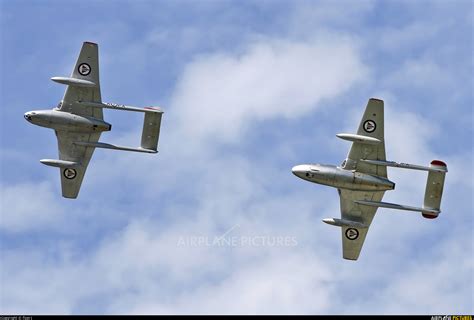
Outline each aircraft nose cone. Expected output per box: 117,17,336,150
24,112,32,121
291,165,306,177
291,165,298,175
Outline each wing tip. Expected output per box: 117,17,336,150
84,41,98,46
144,106,164,113
343,255,359,261
369,97,384,103
63,195,78,199
430,160,447,167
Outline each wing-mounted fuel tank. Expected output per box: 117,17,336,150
336,133,381,145
39,159,79,168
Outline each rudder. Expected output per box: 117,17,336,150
141,110,163,151
422,160,447,218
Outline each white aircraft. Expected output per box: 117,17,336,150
292,98,447,260
24,42,164,199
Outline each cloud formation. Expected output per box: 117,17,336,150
170,37,368,144
1,0,472,315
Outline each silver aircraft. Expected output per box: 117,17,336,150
292,98,447,260
24,42,164,199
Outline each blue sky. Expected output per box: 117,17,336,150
1,0,473,314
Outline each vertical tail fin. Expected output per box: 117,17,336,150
141,109,163,152
422,160,447,218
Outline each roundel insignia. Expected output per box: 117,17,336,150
78,63,91,76
63,168,77,180
345,228,359,240
363,120,376,133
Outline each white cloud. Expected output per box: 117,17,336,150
386,59,452,90
116,250,332,315
3,47,472,314
340,235,474,315
170,36,368,145
378,22,441,52
1,1,473,315
286,0,374,35
0,181,64,232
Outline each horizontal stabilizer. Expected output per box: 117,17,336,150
336,133,381,144
74,141,157,153
360,159,447,172
40,159,80,168
51,77,97,87
355,200,439,215
322,218,367,228
78,101,164,114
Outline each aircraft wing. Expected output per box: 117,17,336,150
339,189,385,260
56,130,101,198
57,42,103,120
343,98,387,177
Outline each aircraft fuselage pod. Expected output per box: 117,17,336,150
24,109,112,133
292,164,395,192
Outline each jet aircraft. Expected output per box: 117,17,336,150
292,98,447,260
24,42,163,199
